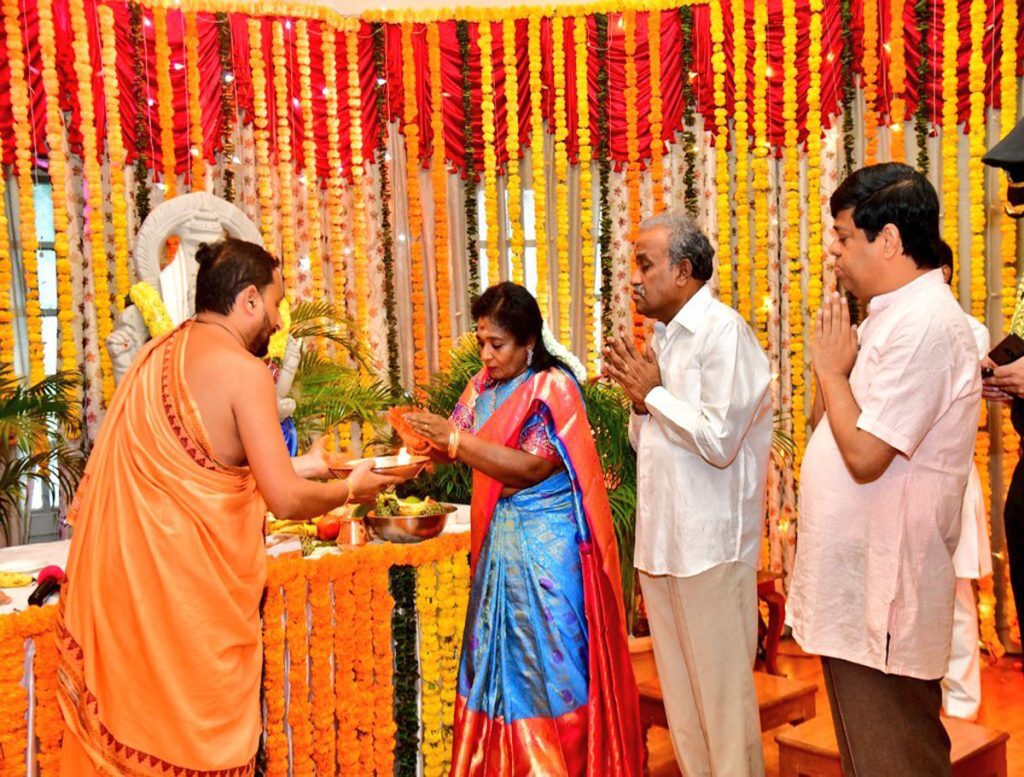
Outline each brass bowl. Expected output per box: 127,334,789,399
328,454,429,482
363,504,456,544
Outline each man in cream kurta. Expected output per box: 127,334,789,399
605,212,772,777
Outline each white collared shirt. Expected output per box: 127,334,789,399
787,269,982,680
629,284,773,578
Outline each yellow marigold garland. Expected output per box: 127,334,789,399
129,282,174,337
248,20,275,248
429,21,453,369
3,0,42,382
887,0,907,162
806,0,824,316
751,1,769,329
783,0,805,463
99,6,131,306
528,14,549,319
267,298,291,360
347,28,371,341
185,11,206,189
710,0,731,306
418,561,446,776
297,21,324,302
322,25,348,308
38,0,75,372
648,10,665,211
967,0,986,320
731,0,752,329
0,155,12,361
70,0,115,400
862,0,880,163
479,20,501,285
504,18,524,283
272,21,298,303
941,0,960,292
552,16,571,341
154,7,178,197
403,23,429,388
575,17,596,371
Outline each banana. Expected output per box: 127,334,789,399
0,571,33,588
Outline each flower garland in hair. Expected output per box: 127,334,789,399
941,0,959,291
528,14,549,318
596,14,613,343
70,0,115,400
403,23,429,388
3,0,42,381
862,0,880,163
731,0,750,323
372,21,403,397
185,11,206,188
154,7,177,197
648,10,664,211
272,21,298,303
967,0,986,320
322,26,347,308
542,324,587,383
39,0,76,371
575,16,596,371
709,0,731,308
130,3,152,223
130,282,174,337
249,20,275,248
552,16,571,341
216,12,237,202
429,22,452,369
347,27,371,340
887,0,907,161
479,20,500,285
679,6,698,215
390,565,420,777
297,20,324,300
457,21,481,304
503,18,524,282
99,6,131,305
912,0,932,173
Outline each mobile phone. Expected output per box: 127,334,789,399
984,333,1024,378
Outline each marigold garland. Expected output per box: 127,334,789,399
575,16,596,372
322,26,348,309
185,11,206,189
503,18,525,283
678,6,698,216
3,0,42,382
912,0,931,173
33,627,63,773
309,563,336,775
249,20,275,249
806,0,824,318
70,0,116,401
372,565,397,775
418,561,446,777
552,16,572,342
403,23,429,388
596,14,614,342
130,3,153,224
428,21,453,370
623,10,645,344
731,0,752,328
528,14,549,318
38,0,76,372
967,0,986,320
478,20,501,286
0,160,13,362
296,20,325,301
99,6,131,307
216,12,237,202
347,28,371,341
267,298,291,360
648,10,664,212
710,0,731,307
861,0,880,163
457,21,482,305
751,1,769,331
129,282,175,337
272,21,299,303
262,580,289,775
941,0,960,291
154,7,178,197
283,573,315,777
390,565,420,777
887,0,907,162
332,556,360,773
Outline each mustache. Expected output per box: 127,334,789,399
632,285,646,297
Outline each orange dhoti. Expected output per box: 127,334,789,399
57,323,266,776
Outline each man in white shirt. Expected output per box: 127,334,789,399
604,211,772,777
788,164,981,776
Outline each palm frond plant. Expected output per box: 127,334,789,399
0,365,86,544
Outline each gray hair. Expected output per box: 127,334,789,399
638,212,715,282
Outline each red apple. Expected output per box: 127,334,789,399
317,516,341,542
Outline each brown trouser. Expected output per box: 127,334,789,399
821,655,952,776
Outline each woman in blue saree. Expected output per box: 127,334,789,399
405,283,642,776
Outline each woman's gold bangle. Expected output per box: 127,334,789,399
341,478,352,505
447,426,462,460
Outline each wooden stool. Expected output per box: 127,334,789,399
775,714,1008,777
638,671,817,773
757,570,786,676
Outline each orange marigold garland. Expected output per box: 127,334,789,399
347,28,371,342
248,19,275,248
967,0,986,320
941,0,960,291
309,563,337,775
372,565,397,775
285,571,315,777
99,6,131,306
528,13,549,319
731,0,752,329
33,626,63,773
333,556,361,773
552,15,571,342
887,0,907,162
503,18,524,283
297,20,325,301
0,145,13,360
623,10,645,345
429,21,452,369
648,10,665,212
862,0,880,163
154,6,178,197
322,25,348,308
262,580,289,775
479,20,501,286
185,11,206,189
575,16,596,371
272,21,298,303
710,0,731,307
403,23,429,387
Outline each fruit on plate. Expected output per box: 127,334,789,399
317,515,341,541
267,517,317,537
375,490,449,517
0,571,33,588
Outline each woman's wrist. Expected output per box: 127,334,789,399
447,426,462,460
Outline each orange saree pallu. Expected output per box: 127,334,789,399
57,322,266,776
449,367,643,776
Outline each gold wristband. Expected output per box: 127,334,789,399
341,478,352,506
447,426,462,460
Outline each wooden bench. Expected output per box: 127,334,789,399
638,670,817,768
775,714,1009,777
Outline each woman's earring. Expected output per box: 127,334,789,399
527,347,534,367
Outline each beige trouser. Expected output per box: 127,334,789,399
639,562,765,777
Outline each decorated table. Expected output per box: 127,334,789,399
0,519,473,776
